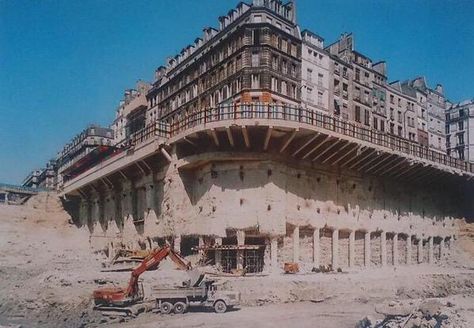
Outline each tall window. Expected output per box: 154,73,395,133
355,106,361,123
251,51,259,67
364,109,370,126
251,74,260,89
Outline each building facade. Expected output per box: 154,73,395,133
446,100,474,162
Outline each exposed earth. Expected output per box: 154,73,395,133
0,193,473,328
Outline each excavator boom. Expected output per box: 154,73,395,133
93,245,191,306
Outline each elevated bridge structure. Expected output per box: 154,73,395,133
0,183,44,205
60,104,474,274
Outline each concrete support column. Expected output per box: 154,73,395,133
349,230,355,267
418,237,423,264
293,226,300,263
198,236,204,257
313,228,320,268
428,237,434,264
407,235,412,265
393,234,399,266
215,237,222,267
271,237,278,272
381,232,387,267
364,231,371,267
174,235,181,254
4,192,8,205
237,230,245,270
439,238,444,259
332,229,339,269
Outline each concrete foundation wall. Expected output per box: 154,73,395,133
71,155,460,270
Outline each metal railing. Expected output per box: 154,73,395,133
126,103,473,174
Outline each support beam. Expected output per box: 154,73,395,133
242,126,250,148
393,163,423,178
418,237,423,264
428,237,434,264
329,144,361,165
407,235,412,265
160,147,172,162
346,149,377,169
365,231,371,267
174,235,181,253
226,127,234,147
332,229,339,269
292,133,319,157
393,233,399,266
357,152,386,171
271,237,278,272
183,136,198,147
118,170,128,181
313,228,320,268
135,162,146,175
301,135,332,160
369,156,403,175
339,147,369,168
312,139,344,162
381,232,387,266
280,129,298,153
209,129,220,147
349,230,355,267
321,141,352,164
383,159,410,176
215,237,222,268
263,126,273,151
293,226,300,263
236,230,245,270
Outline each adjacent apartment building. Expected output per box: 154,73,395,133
446,99,474,162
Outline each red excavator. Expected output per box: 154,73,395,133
93,245,191,308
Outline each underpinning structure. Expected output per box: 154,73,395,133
57,1,474,274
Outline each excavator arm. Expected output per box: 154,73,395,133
94,245,192,305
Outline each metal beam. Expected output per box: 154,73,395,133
292,133,319,157
280,129,298,153
263,126,273,151
118,170,128,180
385,160,413,177
135,162,146,175
242,126,250,148
340,148,372,168
209,129,220,147
313,139,344,162
140,160,152,172
364,154,398,174
184,136,198,147
321,141,351,164
301,136,332,160
394,163,424,179
226,127,234,147
160,147,172,162
356,152,385,171
332,145,363,166
347,149,378,169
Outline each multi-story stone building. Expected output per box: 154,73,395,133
23,160,57,190
56,125,114,189
446,99,474,162
31,0,474,275
146,0,301,125
402,77,447,152
112,81,151,145
300,30,330,114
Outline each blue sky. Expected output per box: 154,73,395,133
0,0,473,184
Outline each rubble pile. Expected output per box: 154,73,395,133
356,299,466,328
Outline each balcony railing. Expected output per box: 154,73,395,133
127,103,474,175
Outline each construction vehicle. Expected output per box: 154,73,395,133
93,245,239,316
93,245,190,311
153,272,240,314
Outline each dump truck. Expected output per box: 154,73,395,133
93,245,239,316
153,272,240,314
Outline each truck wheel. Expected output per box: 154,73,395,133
160,302,173,314
173,302,186,314
214,300,227,313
